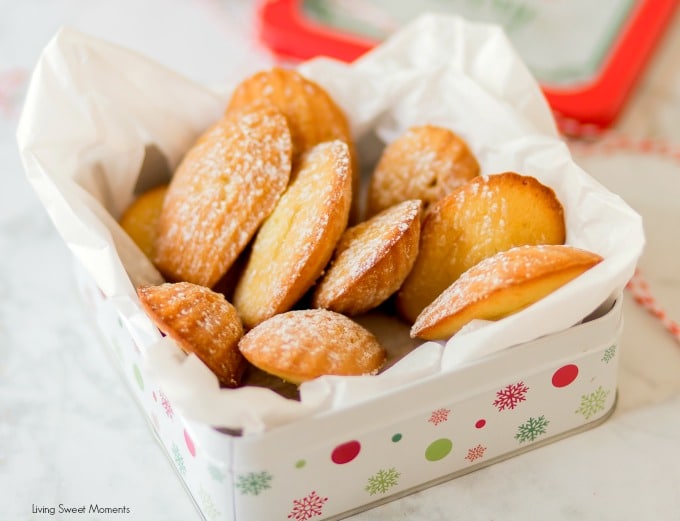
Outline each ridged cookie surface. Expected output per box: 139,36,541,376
312,199,422,315
366,125,479,217
137,282,247,387
233,140,353,328
397,172,566,323
154,106,292,288
226,67,361,221
411,244,603,339
238,309,386,385
226,67,353,164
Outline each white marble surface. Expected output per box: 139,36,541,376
2,1,680,520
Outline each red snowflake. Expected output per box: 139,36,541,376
288,491,328,520
464,444,487,463
428,408,451,425
159,390,174,419
493,381,529,411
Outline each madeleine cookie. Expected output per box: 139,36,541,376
154,106,292,288
226,67,353,163
226,67,361,221
366,125,479,217
411,245,603,340
396,172,566,323
312,199,422,315
238,309,386,385
233,140,352,328
119,184,167,259
137,282,247,387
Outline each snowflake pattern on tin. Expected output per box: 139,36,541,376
493,381,529,412
464,444,487,463
159,390,174,419
428,408,451,425
236,471,273,495
575,386,610,419
198,487,221,520
208,464,225,483
601,345,617,364
515,415,549,443
365,468,400,495
288,491,328,520
171,443,186,476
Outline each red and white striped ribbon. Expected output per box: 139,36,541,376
568,131,680,345
626,268,680,343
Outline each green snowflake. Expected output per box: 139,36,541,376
198,487,221,520
365,468,400,495
575,386,610,419
515,415,549,443
601,345,617,364
236,471,273,495
171,443,186,477
208,464,225,483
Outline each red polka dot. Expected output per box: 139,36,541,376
475,419,486,429
552,364,579,388
184,429,196,457
331,440,361,464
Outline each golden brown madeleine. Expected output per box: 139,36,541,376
154,106,292,288
137,282,247,387
366,125,479,217
226,67,361,221
238,309,386,385
119,184,167,259
397,172,566,323
233,140,353,329
411,245,603,340
226,67,353,164
312,199,422,315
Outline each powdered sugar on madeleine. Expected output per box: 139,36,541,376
233,140,352,328
154,106,292,288
312,199,422,315
411,244,603,340
238,309,386,385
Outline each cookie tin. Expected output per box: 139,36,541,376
76,265,622,521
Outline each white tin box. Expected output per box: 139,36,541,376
76,264,622,521
19,14,643,521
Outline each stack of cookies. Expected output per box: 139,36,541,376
119,67,602,392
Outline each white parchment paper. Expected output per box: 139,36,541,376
17,15,644,434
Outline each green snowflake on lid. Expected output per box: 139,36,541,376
515,415,549,443
601,345,617,364
576,386,610,419
198,487,221,520
365,467,400,495
236,471,273,495
208,464,225,483
171,443,186,477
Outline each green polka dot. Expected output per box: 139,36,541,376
425,438,452,461
295,459,306,469
391,433,402,442
133,364,144,391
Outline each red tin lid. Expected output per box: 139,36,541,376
258,0,677,135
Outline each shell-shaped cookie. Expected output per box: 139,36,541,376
119,184,167,259
366,125,479,217
312,199,422,315
154,106,292,288
226,67,353,164
137,282,247,387
233,140,353,329
226,67,361,222
411,245,603,340
238,309,386,385
397,172,566,323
